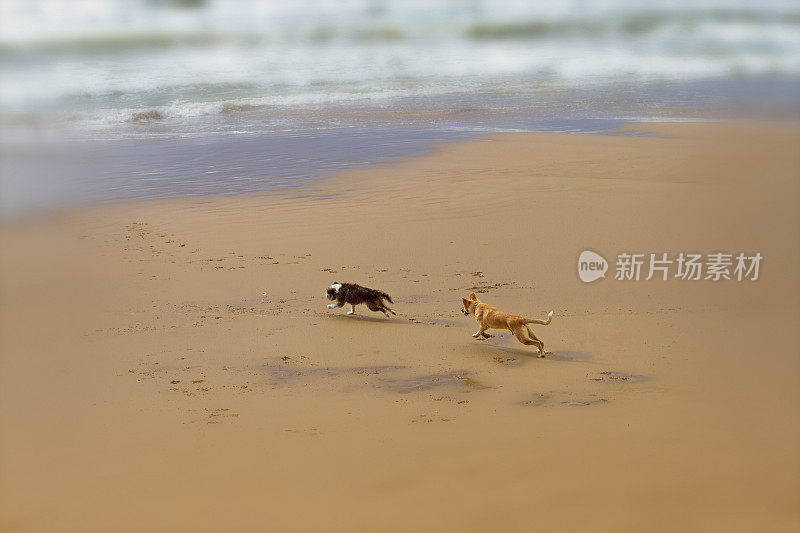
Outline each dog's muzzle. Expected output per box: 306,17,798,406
461,309,469,316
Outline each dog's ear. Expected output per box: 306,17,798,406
333,281,339,285
461,298,469,307
469,292,477,301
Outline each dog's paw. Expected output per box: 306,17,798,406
472,332,481,338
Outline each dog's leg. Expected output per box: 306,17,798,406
381,298,396,316
372,299,395,317
347,304,356,315
472,323,491,339
532,338,545,357
527,326,546,357
368,301,392,317
513,326,540,352
327,302,343,309
380,305,396,316
522,326,546,357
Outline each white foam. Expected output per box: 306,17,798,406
2,0,798,126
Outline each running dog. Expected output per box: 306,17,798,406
326,282,396,318
461,292,553,356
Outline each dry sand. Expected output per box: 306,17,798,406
1,122,799,532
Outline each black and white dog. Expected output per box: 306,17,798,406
325,282,396,317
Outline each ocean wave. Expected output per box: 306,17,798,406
2,8,798,56
467,9,800,40
0,32,254,57
126,109,166,123
2,0,799,128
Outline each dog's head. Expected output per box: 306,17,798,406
461,293,478,315
326,282,342,300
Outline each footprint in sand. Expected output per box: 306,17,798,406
206,408,238,424
518,392,609,407
493,356,521,366
590,371,650,383
561,398,609,406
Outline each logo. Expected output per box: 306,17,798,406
577,250,762,282
578,250,608,283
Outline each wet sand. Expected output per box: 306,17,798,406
1,122,799,532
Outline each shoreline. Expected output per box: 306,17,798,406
1,121,799,532
5,76,800,219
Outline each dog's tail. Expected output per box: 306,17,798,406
379,292,394,304
524,310,553,326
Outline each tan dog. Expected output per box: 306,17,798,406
461,293,553,357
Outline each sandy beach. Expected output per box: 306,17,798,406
1,121,799,532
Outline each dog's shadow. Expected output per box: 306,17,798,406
468,342,592,362
327,314,410,325
547,350,592,362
